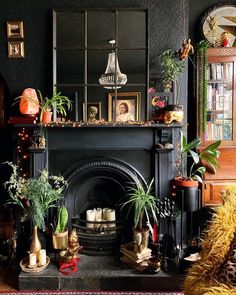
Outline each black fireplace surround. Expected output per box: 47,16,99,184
27,124,180,251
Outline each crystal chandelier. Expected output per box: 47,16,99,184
99,40,127,89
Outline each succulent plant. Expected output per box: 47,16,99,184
54,206,69,233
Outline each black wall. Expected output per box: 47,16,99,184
0,0,226,200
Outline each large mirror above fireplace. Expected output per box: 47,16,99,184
53,8,148,122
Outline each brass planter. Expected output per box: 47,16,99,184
52,229,68,250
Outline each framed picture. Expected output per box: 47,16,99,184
8,41,24,58
149,92,172,121
83,101,102,121
108,92,141,122
201,4,236,47
7,21,24,38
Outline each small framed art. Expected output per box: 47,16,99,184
7,21,24,39
8,41,24,58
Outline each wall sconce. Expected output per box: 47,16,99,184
99,40,127,89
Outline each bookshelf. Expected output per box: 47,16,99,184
197,47,236,206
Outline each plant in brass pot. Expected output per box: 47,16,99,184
160,40,194,124
3,162,68,253
52,206,69,250
173,131,221,211
121,178,161,253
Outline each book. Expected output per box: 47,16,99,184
120,243,152,262
120,255,149,272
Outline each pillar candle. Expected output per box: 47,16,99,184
106,209,116,234
102,207,110,220
86,209,95,229
95,208,102,229
29,252,37,266
38,249,47,266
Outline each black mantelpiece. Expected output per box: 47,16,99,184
27,124,181,200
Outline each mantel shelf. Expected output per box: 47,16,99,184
12,121,186,129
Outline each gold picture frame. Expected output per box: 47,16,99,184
7,21,24,39
83,101,102,121
108,92,141,122
8,41,25,58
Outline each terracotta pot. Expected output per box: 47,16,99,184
41,111,52,123
52,229,68,250
173,177,200,212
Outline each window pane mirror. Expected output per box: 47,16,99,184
53,8,148,122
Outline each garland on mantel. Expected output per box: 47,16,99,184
197,40,210,134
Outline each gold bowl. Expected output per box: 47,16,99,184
59,250,73,263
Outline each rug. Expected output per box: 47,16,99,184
0,292,184,295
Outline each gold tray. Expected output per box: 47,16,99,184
20,256,50,273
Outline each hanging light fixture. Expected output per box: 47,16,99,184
99,40,127,89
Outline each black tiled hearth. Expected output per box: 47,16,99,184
18,254,183,291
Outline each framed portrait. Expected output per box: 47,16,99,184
7,21,24,39
8,41,24,58
108,92,141,122
83,101,102,121
201,4,236,47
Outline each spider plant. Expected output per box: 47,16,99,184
121,178,159,230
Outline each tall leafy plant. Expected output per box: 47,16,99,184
178,131,221,182
160,49,185,105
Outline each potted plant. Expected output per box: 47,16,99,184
3,161,68,253
52,206,69,250
173,131,221,211
160,41,194,124
37,90,72,123
121,178,160,253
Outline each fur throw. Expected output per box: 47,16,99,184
184,187,236,295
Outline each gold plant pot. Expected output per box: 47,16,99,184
52,229,68,250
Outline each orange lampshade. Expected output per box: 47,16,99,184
20,88,40,115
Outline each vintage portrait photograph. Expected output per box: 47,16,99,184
83,101,102,121
108,92,141,122
7,21,24,38
8,41,24,58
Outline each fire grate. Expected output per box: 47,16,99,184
71,216,125,255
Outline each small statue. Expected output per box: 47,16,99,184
67,229,82,258
88,106,98,122
178,38,194,60
221,31,231,47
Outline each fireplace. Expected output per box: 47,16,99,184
27,124,180,253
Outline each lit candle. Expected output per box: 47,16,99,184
38,249,47,266
29,253,37,266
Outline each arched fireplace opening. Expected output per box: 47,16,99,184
63,157,146,255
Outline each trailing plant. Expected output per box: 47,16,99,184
177,131,221,182
197,40,211,133
54,206,69,233
160,49,185,105
120,178,161,231
3,162,68,230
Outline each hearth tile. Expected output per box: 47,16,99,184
60,276,101,290
18,263,59,290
